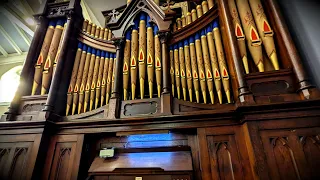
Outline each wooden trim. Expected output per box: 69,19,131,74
78,31,116,53
197,128,211,180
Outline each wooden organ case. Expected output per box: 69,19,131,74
0,0,320,179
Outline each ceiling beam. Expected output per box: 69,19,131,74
0,6,34,36
20,0,34,16
11,20,31,46
0,25,22,55
0,45,8,57
81,0,102,27
0,52,27,65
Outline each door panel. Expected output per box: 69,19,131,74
0,134,41,180
42,134,84,180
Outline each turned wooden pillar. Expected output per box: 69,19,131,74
3,16,48,121
158,30,171,94
111,38,125,99
264,0,319,99
158,30,172,115
107,37,125,119
43,10,76,115
217,0,254,103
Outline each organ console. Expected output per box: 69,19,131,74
1,0,319,180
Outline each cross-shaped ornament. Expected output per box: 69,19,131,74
162,0,175,11
108,9,120,22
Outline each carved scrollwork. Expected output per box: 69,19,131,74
22,103,46,113
47,5,69,18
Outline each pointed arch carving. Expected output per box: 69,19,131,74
270,137,301,180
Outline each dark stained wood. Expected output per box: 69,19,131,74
263,0,320,100
42,134,84,180
158,30,171,94
1,0,320,180
78,31,116,53
3,16,48,121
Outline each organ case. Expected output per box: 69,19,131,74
0,0,319,180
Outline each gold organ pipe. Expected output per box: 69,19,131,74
174,45,181,99
206,26,223,104
82,19,88,32
86,22,92,34
249,0,279,70
32,21,56,95
138,14,147,99
228,0,249,74
183,40,193,102
66,42,83,115
236,0,264,72
213,21,232,103
154,26,162,98
195,33,208,104
189,37,200,103
100,52,110,106
191,9,197,22
130,20,139,100
146,18,155,99
90,50,101,111
202,1,209,14
106,53,114,104
200,29,215,104
196,5,203,18
72,45,87,115
170,46,175,97
95,51,106,109
78,47,92,114
179,42,187,101
123,31,131,100
84,48,96,112
41,19,65,95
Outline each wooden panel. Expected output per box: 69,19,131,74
301,135,320,179
43,134,84,180
260,127,320,180
198,127,253,180
0,134,41,180
207,135,243,180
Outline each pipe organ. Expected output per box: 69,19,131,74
1,0,320,180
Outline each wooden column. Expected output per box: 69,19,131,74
158,30,170,94
158,30,172,115
108,37,125,119
2,16,48,121
217,0,254,103
43,10,76,116
264,0,320,99
111,38,125,99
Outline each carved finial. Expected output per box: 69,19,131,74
108,9,120,23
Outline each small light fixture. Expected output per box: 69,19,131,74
25,17,35,26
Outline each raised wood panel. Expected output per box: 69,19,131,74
9,147,30,180
260,127,320,180
0,134,41,180
198,127,253,180
43,134,84,180
301,135,320,179
207,135,243,180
